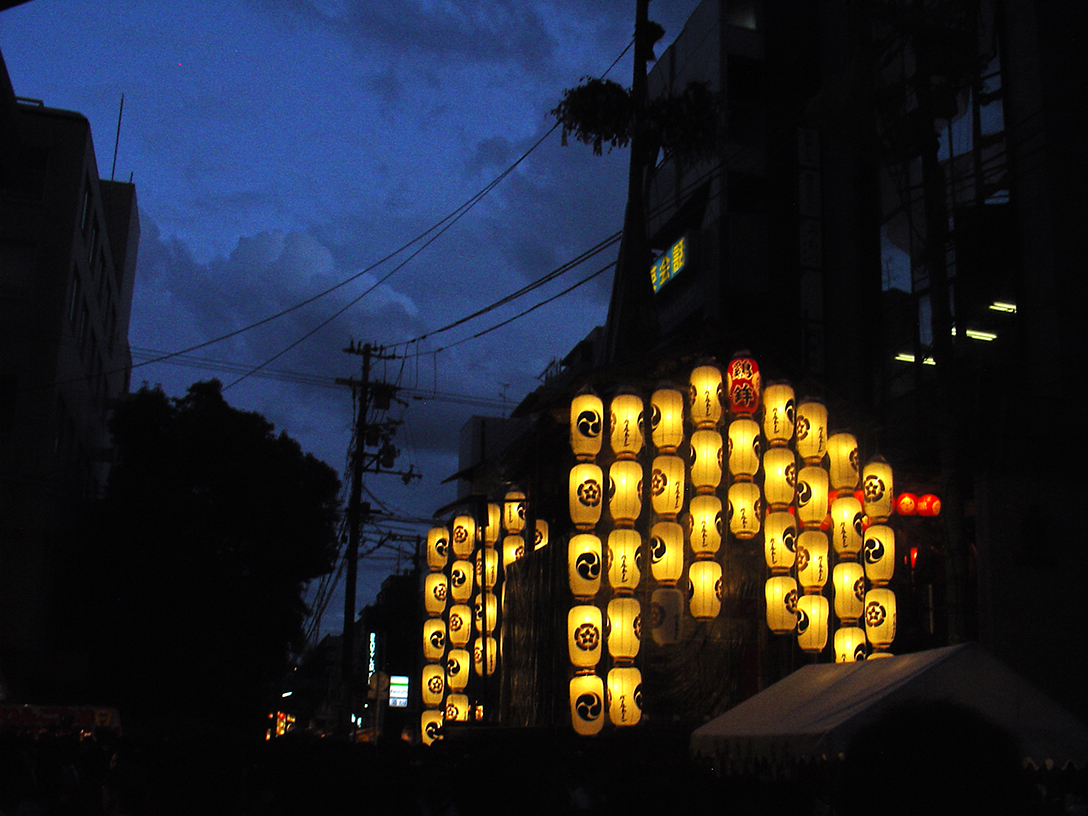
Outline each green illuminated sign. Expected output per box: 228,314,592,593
650,234,689,293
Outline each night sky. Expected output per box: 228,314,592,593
1,1,703,636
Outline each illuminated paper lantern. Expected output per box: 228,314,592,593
796,594,829,653
763,447,797,510
534,519,549,550
690,429,723,492
568,533,603,598
835,625,868,663
569,464,604,530
504,489,526,533
795,400,828,464
570,391,604,461
896,493,918,515
726,353,761,415
764,511,798,573
474,591,498,634
447,603,472,647
917,493,941,516
426,526,450,572
762,383,795,447
796,466,829,529
727,482,762,540
862,525,895,586
649,521,684,585
864,588,897,649
607,667,642,726
688,560,722,620
451,514,477,559
473,636,497,676
421,664,445,708
446,648,470,691
827,433,859,491
609,391,644,458
829,496,864,557
862,458,894,523
607,529,642,593
423,619,446,662
727,418,761,481
569,674,605,736
688,494,723,556
568,604,603,669
650,455,685,518
481,502,501,545
475,547,499,590
449,559,474,603
608,460,643,526
796,530,829,593
502,534,524,567
689,364,723,429
606,597,641,661
424,573,448,618
650,587,684,645
833,561,866,621
765,576,799,634
650,388,685,452
445,693,469,721
420,710,444,746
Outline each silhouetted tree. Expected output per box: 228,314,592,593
78,380,340,738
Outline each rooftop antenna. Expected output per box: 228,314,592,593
110,92,124,182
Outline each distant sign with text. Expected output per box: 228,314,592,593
651,234,689,293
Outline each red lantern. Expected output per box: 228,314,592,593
726,353,761,416
917,494,941,516
896,493,918,515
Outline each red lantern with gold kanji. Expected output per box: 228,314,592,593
726,353,761,416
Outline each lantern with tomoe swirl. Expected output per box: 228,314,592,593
609,391,644,459
649,521,684,585
650,455,685,518
763,447,797,510
503,489,526,533
502,534,524,567
795,401,828,465
727,481,762,540
688,559,722,620
762,382,796,447
426,526,449,572
688,494,722,556
422,618,446,662
829,496,864,558
834,625,867,663
445,648,470,691
570,464,604,530
568,604,603,670
765,575,799,635
689,364,723,429
608,460,643,526
764,511,798,573
474,591,498,634
569,673,605,736
449,560,473,603
570,391,604,461
534,519,549,550
796,466,829,529
796,594,829,653
863,525,895,586
420,710,444,746
606,529,642,594
568,534,603,599
607,667,642,726
650,388,685,452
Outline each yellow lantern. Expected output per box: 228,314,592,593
688,494,723,556
569,464,604,530
609,391,644,458
422,664,445,708
725,353,761,416
451,514,477,559
727,482,762,540
449,559,474,603
475,546,498,590
829,496,864,557
504,489,526,533
761,382,795,447
607,667,642,726
606,597,641,661
688,559,722,620
827,433,859,491
765,576,799,634
862,458,894,523
474,591,498,634
690,429,723,492
650,587,685,645
482,502,502,545
606,529,642,594
650,455,685,518
649,521,684,585
608,459,643,526
834,625,868,663
568,533,603,598
650,388,685,452
426,526,450,572
534,519,549,550
569,673,605,736
689,364,723,429
833,561,866,621
568,604,603,669
763,447,797,510
796,466,829,529
420,709,444,746
473,636,497,676
446,648,470,691
796,530,829,593
796,594,829,653
864,588,897,650
727,417,761,481
447,603,472,647
863,524,895,586
570,391,604,461
795,400,828,465
445,693,469,721
424,573,448,618
764,511,798,573
423,619,446,662
502,534,524,567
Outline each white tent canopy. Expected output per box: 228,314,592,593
691,643,1088,770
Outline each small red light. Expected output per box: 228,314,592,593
917,494,941,517
896,493,918,515
910,547,919,570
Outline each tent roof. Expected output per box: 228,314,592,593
690,643,1088,770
